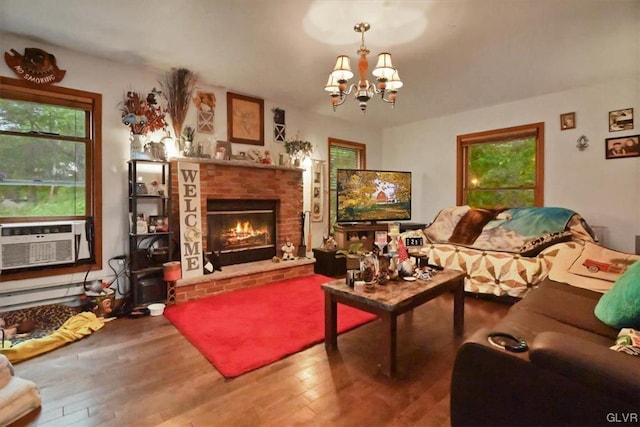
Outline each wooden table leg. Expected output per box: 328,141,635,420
380,311,397,377
324,292,338,351
453,277,465,336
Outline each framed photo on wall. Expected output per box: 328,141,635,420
560,112,575,130
227,92,264,145
609,108,633,132
605,134,640,159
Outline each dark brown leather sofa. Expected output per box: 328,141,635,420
451,278,640,426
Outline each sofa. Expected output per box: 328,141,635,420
405,206,597,298
450,277,640,426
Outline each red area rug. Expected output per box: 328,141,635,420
164,274,376,378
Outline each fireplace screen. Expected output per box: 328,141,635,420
207,200,277,266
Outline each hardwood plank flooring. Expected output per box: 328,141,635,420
10,293,509,427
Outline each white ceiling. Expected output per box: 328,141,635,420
1,0,638,129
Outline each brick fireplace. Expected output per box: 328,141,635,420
169,160,314,302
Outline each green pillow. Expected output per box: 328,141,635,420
594,260,640,328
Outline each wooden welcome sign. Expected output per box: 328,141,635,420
4,47,66,85
177,161,203,279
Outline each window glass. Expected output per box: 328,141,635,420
328,139,365,231
0,98,86,137
458,123,543,208
0,134,86,217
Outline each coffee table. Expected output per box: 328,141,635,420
321,269,465,376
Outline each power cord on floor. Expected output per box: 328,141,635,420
108,255,129,297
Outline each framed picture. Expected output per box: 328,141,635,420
148,215,169,232
609,108,634,132
311,160,325,222
605,135,640,159
560,112,575,130
227,92,264,145
215,140,232,160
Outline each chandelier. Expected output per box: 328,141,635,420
324,22,403,113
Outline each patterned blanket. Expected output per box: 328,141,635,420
424,206,593,254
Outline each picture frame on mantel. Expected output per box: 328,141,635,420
227,92,264,146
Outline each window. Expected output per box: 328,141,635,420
328,137,366,231
457,122,544,207
0,77,102,278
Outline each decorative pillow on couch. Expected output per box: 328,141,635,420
545,242,615,293
594,260,640,329
568,241,640,282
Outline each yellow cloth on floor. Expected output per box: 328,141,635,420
0,312,104,364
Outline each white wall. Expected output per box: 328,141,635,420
0,33,383,300
383,77,640,252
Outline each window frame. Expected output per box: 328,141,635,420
456,122,544,207
328,137,366,232
0,76,102,280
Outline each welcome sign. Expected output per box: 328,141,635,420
177,161,202,279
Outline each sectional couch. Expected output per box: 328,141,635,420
450,277,640,426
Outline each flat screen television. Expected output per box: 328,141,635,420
336,169,411,223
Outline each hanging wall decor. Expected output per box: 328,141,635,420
311,160,325,222
4,47,66,85
609,108,634,132
560,112,575,130
273,108,286,142
227,92,264,145
193,91,216,133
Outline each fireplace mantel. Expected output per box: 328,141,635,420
168,158,310,302
170,157,303,172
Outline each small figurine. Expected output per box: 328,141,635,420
321,234,338,250
281,239,296,261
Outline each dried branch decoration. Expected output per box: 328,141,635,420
160,68,197,152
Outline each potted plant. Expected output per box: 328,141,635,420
284,139,313,166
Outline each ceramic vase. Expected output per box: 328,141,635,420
130,134,146,159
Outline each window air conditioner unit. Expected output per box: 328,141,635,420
0,221,77,271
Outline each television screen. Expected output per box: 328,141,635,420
336,169,411,223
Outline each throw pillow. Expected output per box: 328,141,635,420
610,328,640,356
518,230,573,257
568,241,640,282
546,242,615,293
594,260,640,329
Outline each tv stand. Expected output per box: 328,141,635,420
334,222,427,251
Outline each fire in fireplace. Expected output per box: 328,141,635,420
207,199,277,266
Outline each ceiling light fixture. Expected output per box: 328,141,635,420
324,22,403,114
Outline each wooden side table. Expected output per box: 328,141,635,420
312,248,346,277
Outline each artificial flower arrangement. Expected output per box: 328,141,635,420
284,139,313,159
120,89,168,135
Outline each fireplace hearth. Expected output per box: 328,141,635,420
207,199,277,266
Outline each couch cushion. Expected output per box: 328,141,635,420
594,260,640,329
514,279,618,340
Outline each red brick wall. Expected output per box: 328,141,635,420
169,161,304,256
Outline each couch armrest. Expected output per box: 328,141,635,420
530,331,640,405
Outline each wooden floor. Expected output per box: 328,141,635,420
11,293,510,427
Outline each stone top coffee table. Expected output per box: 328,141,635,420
321,269,465,377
